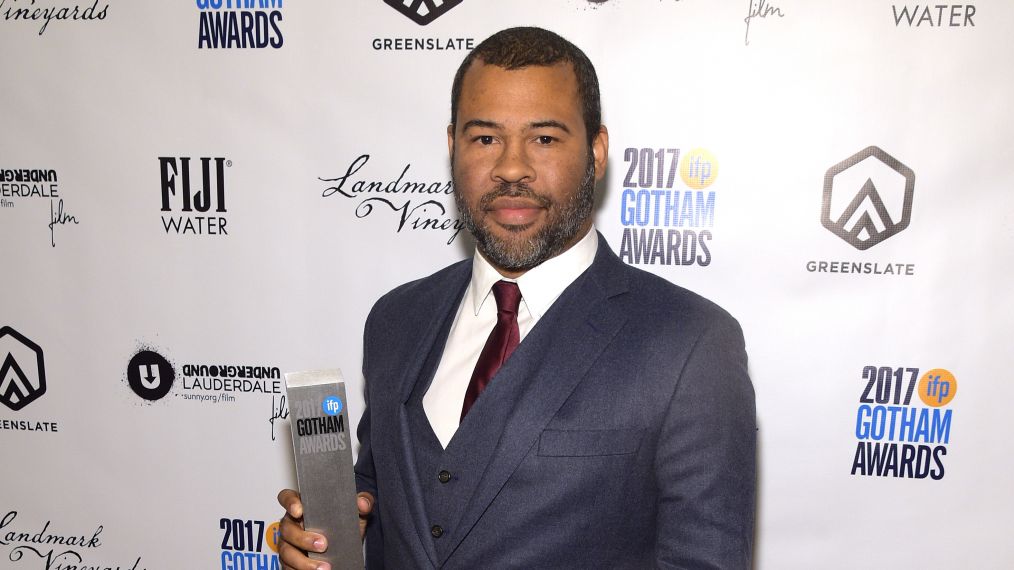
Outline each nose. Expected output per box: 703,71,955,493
491,140,535,184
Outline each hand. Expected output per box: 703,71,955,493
277,488,375,570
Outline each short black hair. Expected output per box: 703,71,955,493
450,27,602,146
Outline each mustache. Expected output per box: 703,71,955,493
478,182,552,210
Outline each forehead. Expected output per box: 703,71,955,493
456,62,583,128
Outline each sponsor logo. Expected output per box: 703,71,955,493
318,154,463,244
197,0,283,49
0,326,46,411
1,167,80,247
291,395,348,455
375,1,472,49
851,366,957,480
0,326,59,433
371,36,474,51
181,363,281,399
322,395,343,416
124,349,281,405
0,510,146,568
383,0,464,25
0,0,108,36
158,156,231,236
617,147,717,267
219,517,281,570
893,4,975,27
822,146,914,250
126,350,175,401
804,259,914,275
0,417,58,432
0,169,59,200
124,346,285,440
808,147,917,276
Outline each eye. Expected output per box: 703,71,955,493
536,135,555,145
475,135,495,145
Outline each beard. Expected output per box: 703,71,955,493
453,155,596,273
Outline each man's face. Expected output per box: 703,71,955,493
449,62,608,277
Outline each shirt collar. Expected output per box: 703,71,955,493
468,227,599,318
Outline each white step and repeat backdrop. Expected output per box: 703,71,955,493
2,1,1012,568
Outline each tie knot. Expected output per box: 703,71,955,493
491,280,522,315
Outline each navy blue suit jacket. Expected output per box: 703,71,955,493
355,233,756,569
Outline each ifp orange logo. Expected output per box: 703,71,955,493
917,369,957,407
265,521,280,553
679,148,719,190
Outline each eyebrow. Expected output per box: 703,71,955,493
529,120,571,134
462,119,502,131
461,119,572,134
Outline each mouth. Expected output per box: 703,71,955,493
485,197,546,227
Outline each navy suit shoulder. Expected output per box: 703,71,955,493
611,252,742,330
367,259,471,327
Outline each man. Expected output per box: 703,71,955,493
279,27,755,569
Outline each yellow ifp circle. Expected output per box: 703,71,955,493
680,148,719,189
917,368,957,407
266,521,281,553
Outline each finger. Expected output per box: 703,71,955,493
357,492,375,516
280,513,327,553
278,540,331,570
277,488,303,519
357,491,375,540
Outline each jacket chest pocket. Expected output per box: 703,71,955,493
537,428,644,457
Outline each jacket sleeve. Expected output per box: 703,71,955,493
355,304,385,568
654,315,756,569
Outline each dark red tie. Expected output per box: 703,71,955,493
460,280,522,421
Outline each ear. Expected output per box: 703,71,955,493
447,124,455,161
592,125,609,182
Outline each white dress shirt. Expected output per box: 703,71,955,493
422,227,599,448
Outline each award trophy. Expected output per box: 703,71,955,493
284,369,364,569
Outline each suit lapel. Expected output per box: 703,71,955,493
389,261,470,568
438,237,631,564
